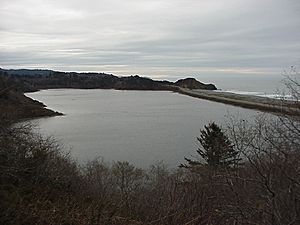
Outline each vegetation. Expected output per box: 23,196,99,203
0,75,62,120
0,70,299,224
180,122,241,171
1,113,299,225
0,68,217,92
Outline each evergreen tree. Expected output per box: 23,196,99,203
180,122,240,170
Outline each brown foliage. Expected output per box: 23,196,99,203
0,71,299,225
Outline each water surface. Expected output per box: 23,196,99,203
27,89,261,168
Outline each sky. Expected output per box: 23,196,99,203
0,0,300,81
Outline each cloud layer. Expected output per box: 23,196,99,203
1,0,299,79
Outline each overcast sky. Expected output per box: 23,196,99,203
0,0,299,80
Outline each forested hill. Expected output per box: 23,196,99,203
0,68,217,92
0,75,62,121
0,68,216,121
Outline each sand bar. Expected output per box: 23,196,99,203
177,88,299,115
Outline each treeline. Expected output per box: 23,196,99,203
0,68,217,92
0,75,61,120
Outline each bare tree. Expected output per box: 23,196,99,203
224,69,300,225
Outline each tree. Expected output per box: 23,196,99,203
224,69,300,225
181,122,241,170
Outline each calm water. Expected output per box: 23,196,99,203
27,89,261,168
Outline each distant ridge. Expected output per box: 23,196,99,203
0,68,217,92
2,68,52,76
0,68,217,120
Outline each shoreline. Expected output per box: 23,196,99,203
0,90,63,122
26,87,299,117
176,88,298,115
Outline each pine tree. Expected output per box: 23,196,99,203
180,122,240,170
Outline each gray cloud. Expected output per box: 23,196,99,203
0,0,299,79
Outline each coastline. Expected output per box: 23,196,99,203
26,87,298,117
176,88,299,115
0,90,63,122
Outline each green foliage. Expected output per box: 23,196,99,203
181,122,241,170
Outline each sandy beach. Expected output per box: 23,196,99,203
177,88,299,115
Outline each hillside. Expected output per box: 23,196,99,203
0,75,62,121
175,78,217,90
0,68,217,92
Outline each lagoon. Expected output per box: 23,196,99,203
27,89,261,168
